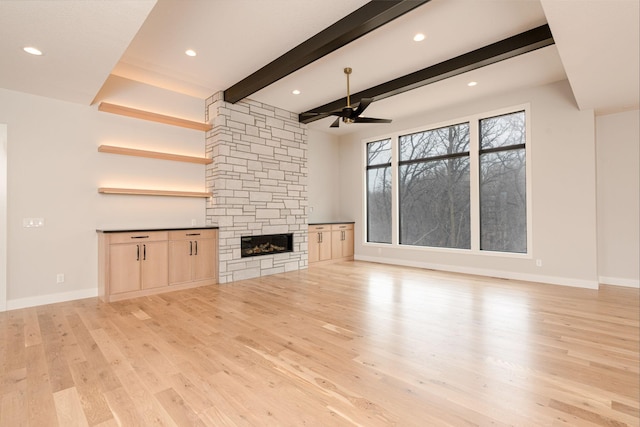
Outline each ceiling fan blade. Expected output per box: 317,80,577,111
353,117,392,124
330,117,341,128
301,105,346,117
353,98,373,117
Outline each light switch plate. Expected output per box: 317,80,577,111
23,218,45,228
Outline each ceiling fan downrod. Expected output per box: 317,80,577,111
344,67,352,108
343,67,354,123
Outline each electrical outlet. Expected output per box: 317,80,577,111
191,219,197,226
536,259,542,267
56,273,65,284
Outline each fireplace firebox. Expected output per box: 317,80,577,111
241,233,293,258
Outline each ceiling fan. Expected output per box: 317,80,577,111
305,67,392,128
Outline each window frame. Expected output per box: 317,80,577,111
397,122,471,249
365,138,393,244
362,104,532,258
478,110,528,253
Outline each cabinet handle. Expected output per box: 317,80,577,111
186,233,201,236
194,240,198,255
189,241,193,256
143,244,146,260
318,232,322,243
131,235,149,239
136,244,140,261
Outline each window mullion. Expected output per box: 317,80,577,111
469,118,480,252
391,134,399,246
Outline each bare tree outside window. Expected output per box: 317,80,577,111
398,123,470,249
364,109,528,254
479,111,527,253
366,139,392,243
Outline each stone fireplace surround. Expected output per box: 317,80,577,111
205,92,308,283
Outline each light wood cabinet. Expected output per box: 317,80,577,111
308,223,354,265
108,243,142,294
331,223,354,260
169,229,218,285
98,228,218,302
308,224,332,263
101,231,168,298
193,238,217,280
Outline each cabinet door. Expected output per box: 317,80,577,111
343,229,354,257
319,231,332,261
169,240,192,285
331,224,354,259
331,230,344,258
109,244,141,294
193,238,216,281
141,241,168,289
309,226,332,263
308,232,320,263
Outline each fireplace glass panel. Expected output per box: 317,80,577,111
241,233,293,257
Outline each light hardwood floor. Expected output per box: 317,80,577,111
1,261,638,426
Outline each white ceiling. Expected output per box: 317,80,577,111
541,0,640,114
0,0,156,105
1,0,637,135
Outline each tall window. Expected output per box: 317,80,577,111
479,111,527,253
364,106,529,255
398,123,470,249
366,139,392,243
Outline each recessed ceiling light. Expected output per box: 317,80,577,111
23,46,43,56
467,81,478,87
413,33,425,42
292,89,301,95
185,49,197,57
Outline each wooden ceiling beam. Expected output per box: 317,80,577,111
299,24,555,124
223,0,430,104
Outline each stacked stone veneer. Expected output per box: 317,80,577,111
205,92,308,283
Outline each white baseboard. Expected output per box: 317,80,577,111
355,255,599,289
6,288,98,311
599,276,640,288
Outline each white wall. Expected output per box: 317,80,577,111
596,110,640,287
0,124,6,311
307,129,342,223
0,76,207,309
335,80,600,288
